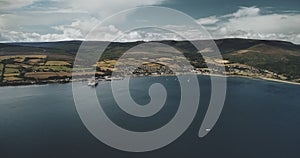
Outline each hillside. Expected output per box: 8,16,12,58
223,42,300,80
0,38,299,85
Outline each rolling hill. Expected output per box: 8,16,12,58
0,38,299,85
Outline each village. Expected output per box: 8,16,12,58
0,54,292,86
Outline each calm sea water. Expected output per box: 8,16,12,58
0,76,300,158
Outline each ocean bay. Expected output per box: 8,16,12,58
0,75,300,158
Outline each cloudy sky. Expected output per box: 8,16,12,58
0,0,299,43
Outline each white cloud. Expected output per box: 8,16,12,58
0,0,38,10
52,18,100,36
197,16,219,25
225,14,300,34
1,5,300,44
0,30,81,42
0,0,166,42
231,6,260,18
117,30,179,42
0,18,125,42
198,6,300,43
55,0,164,17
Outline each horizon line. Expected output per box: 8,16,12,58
0,38,297,45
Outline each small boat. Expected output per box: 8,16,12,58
88,77,98,87
104,76,124,81
205,128,211,132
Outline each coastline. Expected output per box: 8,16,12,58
0,73,299,88
226,75,300,86
202,73,300,85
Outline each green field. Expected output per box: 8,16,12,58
0,39,299,84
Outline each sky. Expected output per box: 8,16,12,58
0,0,299,43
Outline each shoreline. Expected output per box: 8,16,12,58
0,74,299,88
200,73,300,85
226,75,300,86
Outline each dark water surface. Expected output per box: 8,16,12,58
0,76,299,158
